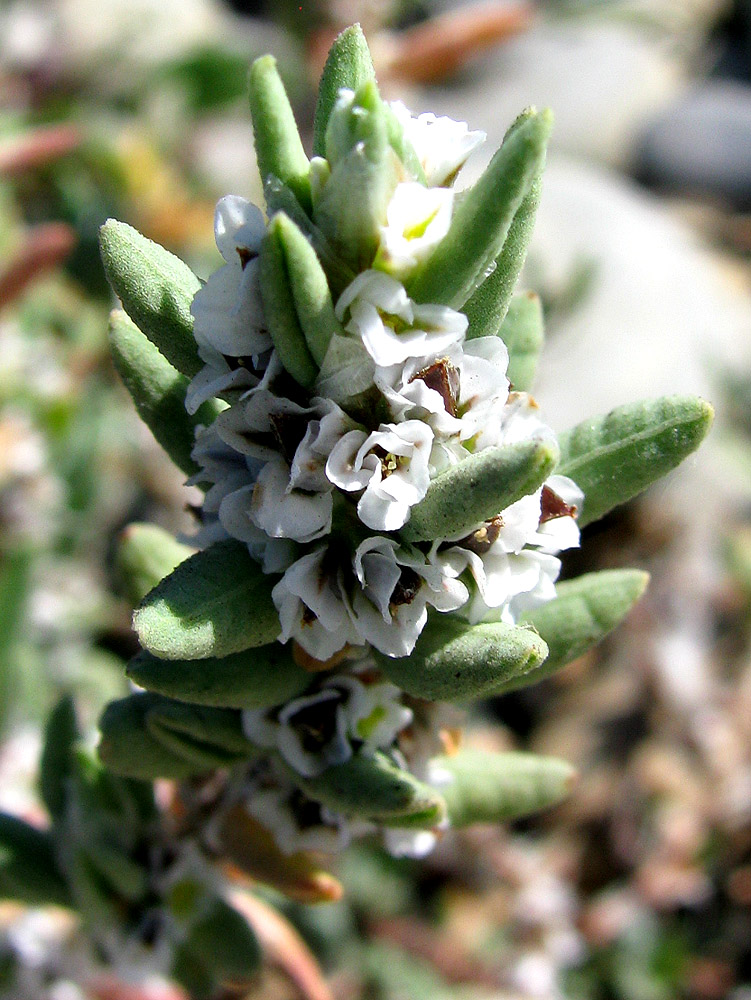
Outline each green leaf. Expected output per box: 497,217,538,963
405,108,552,308
259,217,319,389
145,699,256,761
313,24,375,158
133,540,281,660
0,548,31,733
39,695,79,821
264,177,355,295
506,569,650,691
127,644,310,709
375,617,548,702
464,179,542,339
99,220,202,378
249,55,311,211
558,396,714,526
316,81,399,272
497,291,544,391
399,438,559,543
268,212,345,366
0,813,70,906
437,750,576,826
116,522,195,606
98,694,203,780
109,310,221,476
295,751,446,827
84,841,149,901
184,897,262,982
67,848,120,926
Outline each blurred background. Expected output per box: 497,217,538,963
2,0,751,997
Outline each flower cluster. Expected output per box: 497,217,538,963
180,90,582,857
188,100,582,666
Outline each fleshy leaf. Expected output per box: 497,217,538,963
558,396,714,526
505,569,650,691
116,522,195,606
39,695,79,822
399,438,559,543
127,644,310,709
145,699,256,762
294,751,446,826
248,55,311,211
374,617,548,701
463,110,544,334
0,813,70,906
405,108,552,308
316,81,400,272
264,176,355,295
133,540,281,660
496,291,544,391
98,694,206,780
437,750,576,826
269,212,345,366
259,217,319,389
313,24,376,158
99,220,202,378
109,310,222,476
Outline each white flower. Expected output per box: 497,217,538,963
187,196,271,412
375,182,454,276
350,537,468,657
326,420,433,531
532,475,584,554
374,336,510,445
246,782,354,855
389,101,486,186
335,270,466,367
248,455,331,543
242,674,412,778
272,546,362,661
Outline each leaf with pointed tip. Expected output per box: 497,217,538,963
269,212,345,366
98,694,203,780
437,750,576,826
400,437,558,543
313,24,375,158
259,218,319,389
405,108,552,308
39,695,79,821
497,291,544,391
134,540,280,660
99,220,201,378
464,177,542,339
109,310,221,476
0,813,70,906
558,396,714,527
504,569,650,691
375,617,548,702
294,751,446,826
249,55,310,211
117,522,195,606
127,643,310,709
